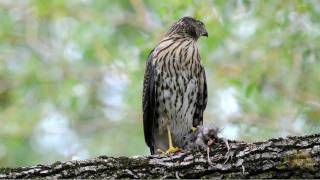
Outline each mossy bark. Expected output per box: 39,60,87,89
1,134,320,179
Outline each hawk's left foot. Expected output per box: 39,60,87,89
191,126,198,133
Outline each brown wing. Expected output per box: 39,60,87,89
142,50,156,154
193,66,207,127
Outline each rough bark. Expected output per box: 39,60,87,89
1,134,320,179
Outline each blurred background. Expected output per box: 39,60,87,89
0,0,320,167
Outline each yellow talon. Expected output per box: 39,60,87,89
165,146,181,154
165,125,181,154
157,148,180,154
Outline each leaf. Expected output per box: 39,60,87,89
245,82,257,98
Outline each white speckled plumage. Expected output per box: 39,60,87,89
143,17,208,154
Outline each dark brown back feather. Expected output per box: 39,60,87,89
193,66,207,127
142,50,156,154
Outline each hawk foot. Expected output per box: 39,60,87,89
191,126,199,133
157,147,181,154
165,146,181,154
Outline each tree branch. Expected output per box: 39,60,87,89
1,134,320,179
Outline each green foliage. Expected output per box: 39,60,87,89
0,0,319,167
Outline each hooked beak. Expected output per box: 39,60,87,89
201,31,208,37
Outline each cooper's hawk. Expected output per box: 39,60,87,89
143,17,208,154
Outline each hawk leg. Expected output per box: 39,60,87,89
165,125,181,154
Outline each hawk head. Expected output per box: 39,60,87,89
166,16,208,39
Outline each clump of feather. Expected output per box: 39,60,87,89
182,125,230,165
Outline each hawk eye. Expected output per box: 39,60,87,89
197,21,204,26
